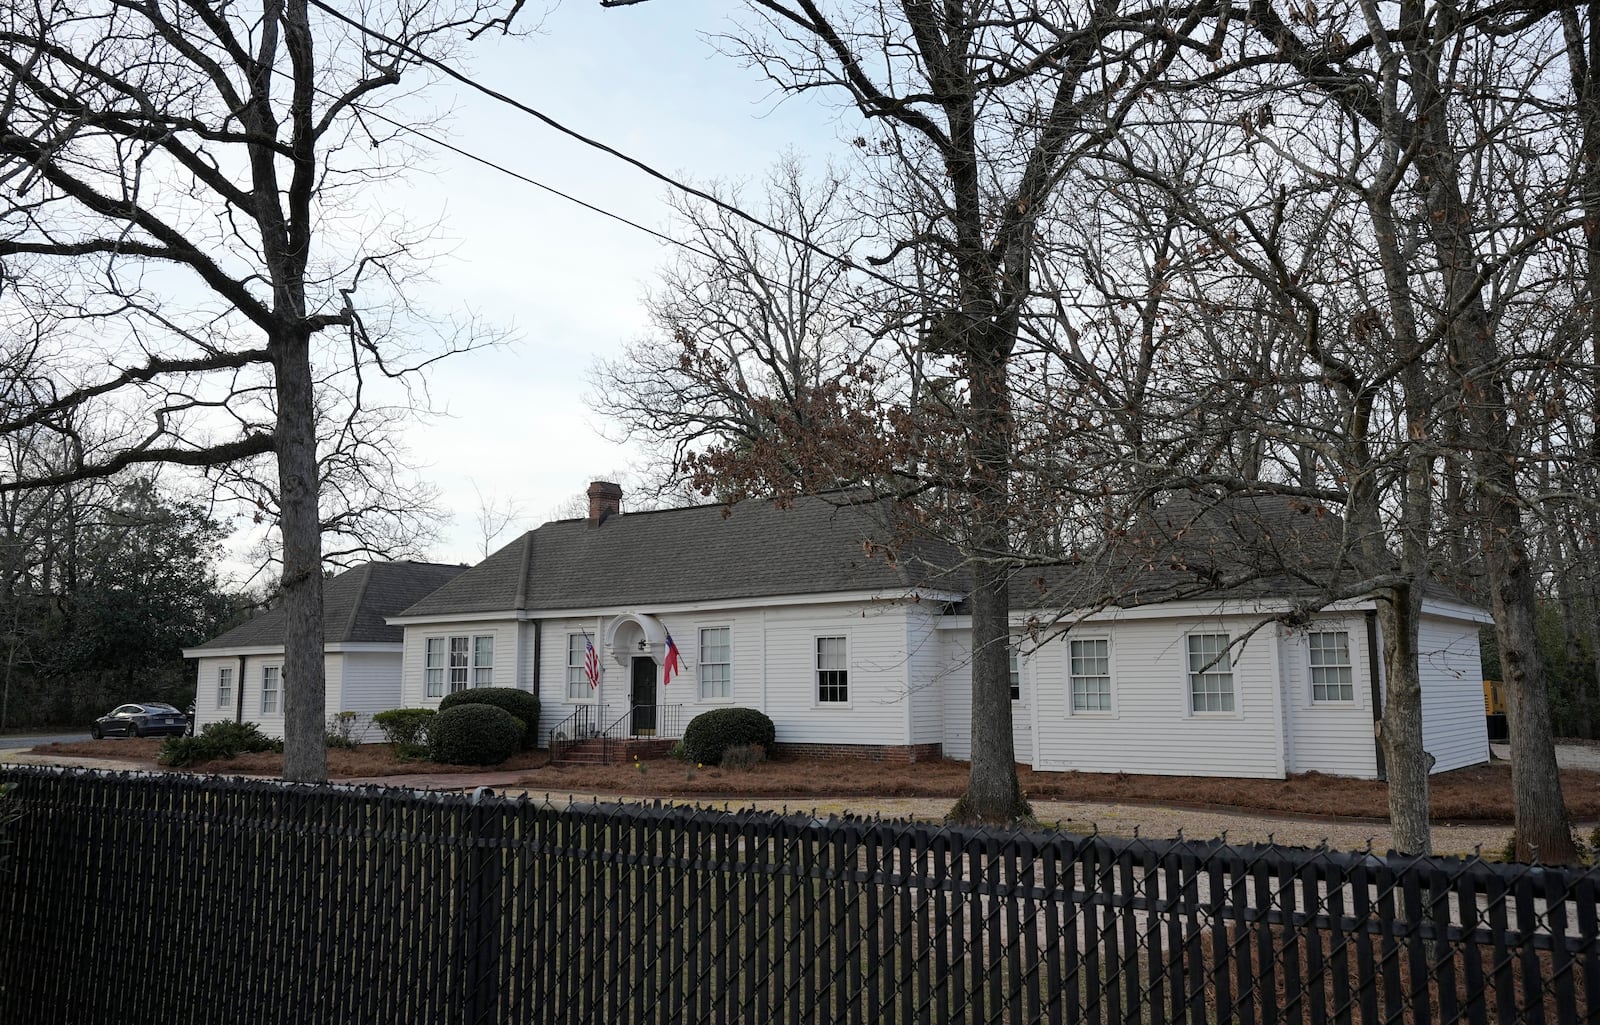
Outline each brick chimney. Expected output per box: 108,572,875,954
587,480,623,527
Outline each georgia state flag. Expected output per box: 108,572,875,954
663,631,684,685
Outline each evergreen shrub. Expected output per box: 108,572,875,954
438,687,539,748
682,708,776,766
429,704,524,766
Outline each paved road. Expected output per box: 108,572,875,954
0,731,90,749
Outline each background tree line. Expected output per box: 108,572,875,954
0,463,243,731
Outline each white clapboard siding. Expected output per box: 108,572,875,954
337,651,405,718
1419,615,1490,772
1031,615,1287,779
942,629,973,760
1282,615,1381,778
759,604,911,746
191,657,239,733
400,620,521,711
907,606,945,747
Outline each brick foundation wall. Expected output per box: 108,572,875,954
774,742,943,763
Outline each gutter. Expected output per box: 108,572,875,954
1366,610,1385,780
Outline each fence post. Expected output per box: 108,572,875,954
464,787,504,1025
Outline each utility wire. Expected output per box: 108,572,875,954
303,0,922,301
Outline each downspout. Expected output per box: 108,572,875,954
1366,609,1386,780
531,620,542,744
235,654,246,723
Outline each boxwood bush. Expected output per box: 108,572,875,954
429,704,525,766
438,687,540,749
682,707,776,766
373,708,436,759
158,719,280,767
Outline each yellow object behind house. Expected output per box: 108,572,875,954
1483,679,1506,716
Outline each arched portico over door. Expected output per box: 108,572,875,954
604,612,667,736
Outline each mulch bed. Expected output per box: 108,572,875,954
29,739,1600,824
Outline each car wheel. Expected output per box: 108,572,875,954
128,724,142,739
90,724,102,740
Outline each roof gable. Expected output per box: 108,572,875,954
193,561,469,651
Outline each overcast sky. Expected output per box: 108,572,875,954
221,1,852,576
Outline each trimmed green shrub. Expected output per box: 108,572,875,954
158,719,279,767
429,704,524,766
682,708,776,766
438,687,539,749
373,708,436,759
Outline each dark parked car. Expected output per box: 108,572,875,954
91,703,190,739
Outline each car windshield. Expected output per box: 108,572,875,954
142,703,180,713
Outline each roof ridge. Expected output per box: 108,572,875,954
340,563,375,644
514,533,533,610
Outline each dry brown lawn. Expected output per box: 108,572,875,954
27,738,1600,824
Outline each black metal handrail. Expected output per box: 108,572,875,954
601,702,686,742
546,703,610,762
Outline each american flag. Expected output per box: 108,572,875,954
583,632,600,689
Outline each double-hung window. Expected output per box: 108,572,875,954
700,627,731,700
473,637,495,687
261,666,281,715
1309,631,1355,702
426,634,495,698
1008,643,1021,701
816,636,849,704
425,638,446,698
1070,638,1112,712
567,634,595,700
1187,634,1235,713
217,666,233,709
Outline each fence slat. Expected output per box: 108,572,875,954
5,766,1600,1025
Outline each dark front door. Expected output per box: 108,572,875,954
630,657,657,735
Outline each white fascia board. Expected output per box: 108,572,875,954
385,611,525,627
1420,598,1494,624
933,596,1381,632
325,642,403,654
389,590,965,625
182,645,283,659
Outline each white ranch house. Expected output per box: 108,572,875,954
183,561,467,735
189,485,1490,779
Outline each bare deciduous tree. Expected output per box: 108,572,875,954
0,0,524,780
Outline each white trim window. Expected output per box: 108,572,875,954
699,627,731,701
425,638,446,698
261,665,281,715
473,636,495,687
1069,638,1112,712
449,636,470,693
1187,633,1235,713
425,634,495,698
567,633,594,700
1309,631,1355,703
816,636,849,704
1008,643,1021,701
217,666,233,709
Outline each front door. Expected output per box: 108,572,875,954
630,657,657,736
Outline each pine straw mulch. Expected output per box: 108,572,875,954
27,739,1600,824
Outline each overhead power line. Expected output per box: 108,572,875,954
302,0,920,300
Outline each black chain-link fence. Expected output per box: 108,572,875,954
1,764,1594,1023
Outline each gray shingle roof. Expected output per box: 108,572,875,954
1009,494,1380,611
397,495,962,618
194,561,469,650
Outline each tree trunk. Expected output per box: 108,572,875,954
1402,6,1577,864
949,322,1028,825
274,328,327,784
1377,596,1431,854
